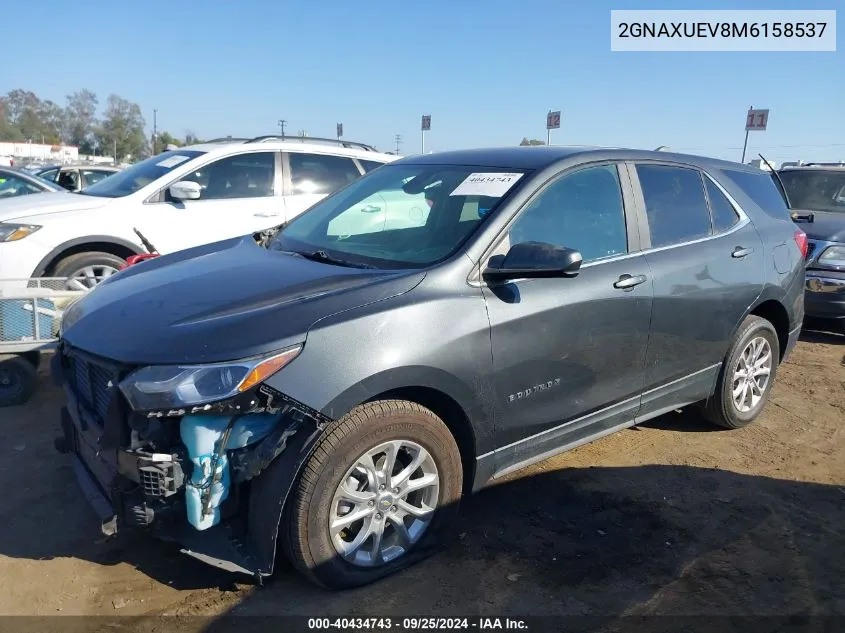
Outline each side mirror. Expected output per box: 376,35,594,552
483,241,582,281
169,180,202,201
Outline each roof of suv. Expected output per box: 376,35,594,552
398,146,761,172
180,136,398,163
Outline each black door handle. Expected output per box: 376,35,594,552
732,246,753,258
613,274,648,290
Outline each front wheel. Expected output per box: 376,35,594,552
703,315,780,429
284,400,463,589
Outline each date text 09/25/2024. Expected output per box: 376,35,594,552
307,618,529,630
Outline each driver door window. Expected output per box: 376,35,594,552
180,152,275,201
505,164,628,262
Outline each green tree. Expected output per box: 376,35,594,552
64,89,99,154
519,137,546,146
4,89,50,140
156,131,182,150
37,100,65,144
0,96,24,141
95,94,146,161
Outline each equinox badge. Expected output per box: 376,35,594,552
508,378,561,403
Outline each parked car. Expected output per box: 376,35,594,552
0,137,397,291
0,166,64,198
778,164,845,328
34,164,121,192
0,155,13,167
53,146,805,589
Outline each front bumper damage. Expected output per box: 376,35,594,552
52,342,329,578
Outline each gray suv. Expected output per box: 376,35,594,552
53,146,806,589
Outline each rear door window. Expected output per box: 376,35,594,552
635,164,712,248
288,153,362,195
722,169,791,219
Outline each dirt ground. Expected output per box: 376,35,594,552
1,320,843,631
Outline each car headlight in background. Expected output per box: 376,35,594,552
818,245,845,267
0,223,41,242
118,345,302,411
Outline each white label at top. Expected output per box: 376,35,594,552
450,173,523,197
156,155,191,168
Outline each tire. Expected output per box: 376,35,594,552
284,400,463,589
703,315,780,429
0,355,38,407
51,251,126,290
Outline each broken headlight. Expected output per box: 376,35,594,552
118,345,302,412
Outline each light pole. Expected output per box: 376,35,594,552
278,119,287,138
394,134,402,154
153,109,158,155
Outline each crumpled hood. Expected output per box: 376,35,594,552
0,191,112,221
61,236,425,364
794,210,845,242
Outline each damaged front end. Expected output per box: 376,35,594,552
52,341,329,578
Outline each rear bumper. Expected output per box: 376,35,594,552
804,272,845,319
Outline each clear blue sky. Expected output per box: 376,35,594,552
3,0,842,163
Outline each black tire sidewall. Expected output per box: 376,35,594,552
0,356,37,406
720,318,780,426
297,407,462,588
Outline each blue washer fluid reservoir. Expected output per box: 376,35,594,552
180,413,279,530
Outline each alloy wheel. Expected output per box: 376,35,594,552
732,336,773,413
65,264,119,291
328,439,440,568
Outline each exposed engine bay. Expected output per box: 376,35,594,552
52,342,329,578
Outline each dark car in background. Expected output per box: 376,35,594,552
35,164,120,192
54,146,805,589
0,166,63,198
778,165,845,328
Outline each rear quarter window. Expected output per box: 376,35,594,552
721,169,791,220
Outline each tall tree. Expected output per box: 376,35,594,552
64,89,99,154
95,94,146,161
156,131,182,149
4,89,47,139
0,96,23,141
37,100,65,144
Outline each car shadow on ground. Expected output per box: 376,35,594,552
192,464,844,632
3,372,843,629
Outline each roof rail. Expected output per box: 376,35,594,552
244,135,377,152
203,136,250,144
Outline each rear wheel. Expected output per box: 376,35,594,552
0,355,38,407
284,400,462,589
703,315,780,429
52,251,125,290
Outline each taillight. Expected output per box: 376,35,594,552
794,229,808,259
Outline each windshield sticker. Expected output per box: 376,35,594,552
450,173,523,197
156,155,191,169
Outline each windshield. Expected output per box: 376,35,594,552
80,150,205,198
778,169,845,214
271,164,528,269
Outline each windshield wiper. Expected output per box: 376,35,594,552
279,249,376,269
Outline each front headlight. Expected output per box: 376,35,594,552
818,245,845,267
0,223,42,242
118,345,302,411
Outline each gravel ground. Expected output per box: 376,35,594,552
1,321,842,632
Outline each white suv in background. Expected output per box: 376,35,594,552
0,136,397,289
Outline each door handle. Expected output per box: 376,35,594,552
253,212,280,218
361,205,382,213
732,246,753,258
613,274,648,290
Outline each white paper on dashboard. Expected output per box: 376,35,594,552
450,172,523,197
